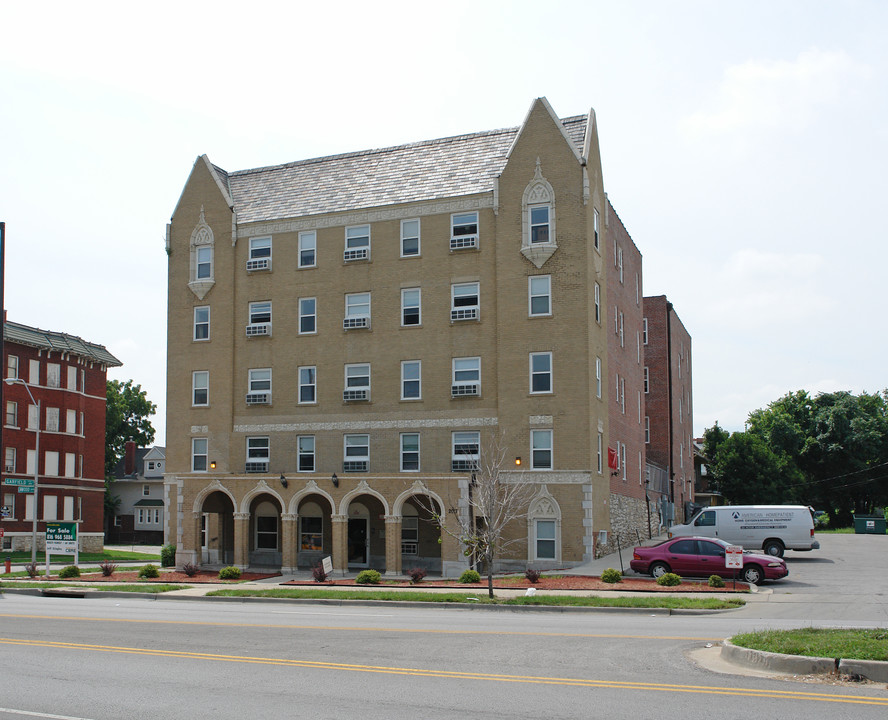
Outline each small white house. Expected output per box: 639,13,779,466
109,443,166,545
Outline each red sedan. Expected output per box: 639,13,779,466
630,536,789,585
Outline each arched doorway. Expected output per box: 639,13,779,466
401,497,443,574
200,491,235,566
296,494,333,569
345,495,385,571
249,495,283,568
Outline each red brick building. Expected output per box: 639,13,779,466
604,198,652,542
1,319,121,552
643,296,694,524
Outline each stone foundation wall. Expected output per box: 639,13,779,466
597,494,659,557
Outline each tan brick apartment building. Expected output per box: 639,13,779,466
164,98,682,574
643,296,694,525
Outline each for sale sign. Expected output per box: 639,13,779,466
725,545,744,569
46,522,77,554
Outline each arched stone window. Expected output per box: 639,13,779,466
189,206,215,300
521,159,557,269
527,487,561,562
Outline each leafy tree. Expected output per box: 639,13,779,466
705,431,800,505
105,380,157,527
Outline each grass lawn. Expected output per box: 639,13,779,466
0,581,186,593
2,549,161,564
732,628,888,661
204,587,745,610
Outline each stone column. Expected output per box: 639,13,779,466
384,514,402,576
233,512,250,569
281,513,297,573
331,514,348,575
188,511,202,568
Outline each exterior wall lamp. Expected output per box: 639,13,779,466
331,473,339,488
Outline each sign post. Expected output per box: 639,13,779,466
725,544,743,589
45,522,79,575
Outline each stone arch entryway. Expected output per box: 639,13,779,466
399,496,443,575
198,490,235,567
341,489,388,573
247,493,284,568
294,493,335,570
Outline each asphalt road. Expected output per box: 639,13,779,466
0,533,885,719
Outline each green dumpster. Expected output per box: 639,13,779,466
853,515,887,534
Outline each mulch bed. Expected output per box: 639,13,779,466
284,575,748,593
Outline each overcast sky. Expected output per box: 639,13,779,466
1,1,885,446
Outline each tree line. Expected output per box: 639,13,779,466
703,390,888,527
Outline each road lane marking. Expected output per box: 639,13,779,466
1,638,886,707
0,613,717,640
0,708,96,719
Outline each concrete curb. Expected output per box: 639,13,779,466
721,639,888,683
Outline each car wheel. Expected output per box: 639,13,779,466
742,564,763,585
763,540,784,558
649,562,670,579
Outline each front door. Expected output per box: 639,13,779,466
347,518,368,567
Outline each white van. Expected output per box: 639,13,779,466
668,505,820,557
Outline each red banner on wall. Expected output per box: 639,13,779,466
608,447,620,469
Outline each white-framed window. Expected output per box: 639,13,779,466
5,401,16,427
47,363,61,388
28,404,38,431
529,204,550,244
143,484,151,497
298,230,317,268
621,441,627,480
595,357,602,399
6,355,18,379
614,306,618,336
401,515,418,554
299,297,317,334
192,438,208,472
247,236,272,271
297,435,315,472
46,407,59,433
67,366,77,390
531,429,553,470
343,434,369,472
29,360,39,384
594,283,601,324
401,360,421,400
5,447,15,473
255,508,278,550
344,363,370,402
617,246,624,283
401,219,420,257
400,433,420,471
344,224,370,261
44,495,58,521
26,449,35,475
530,352,552,394
642,318,648,344
247,301,272,336
192,371,209,406
196,245,213,280
528,275,551,317
451,431,480,471
246,437,270,473
450,212,478,250
535,519,556,560
645,416,650,444
247,368,272,405
344,292,371,329
593,208,600,251
452,357,480,397
620,377,625,414
619,311,624,347
597,433,603,474
451,282,479,321
643,366,649,394
194,306,210,341
401,288,421,326
298,366,316,404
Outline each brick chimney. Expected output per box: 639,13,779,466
124,441,137,475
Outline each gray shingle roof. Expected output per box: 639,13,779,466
3,321,122,367
225,115,588,225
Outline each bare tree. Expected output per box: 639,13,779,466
419,432,538,599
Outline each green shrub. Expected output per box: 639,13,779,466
459,569,481,584
218,566,242,580
58,565,80,579
355,569,381,584
138,563,160,579
601,568,622,584
708,574,726,588
161,544,177,567
657,572,681,587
